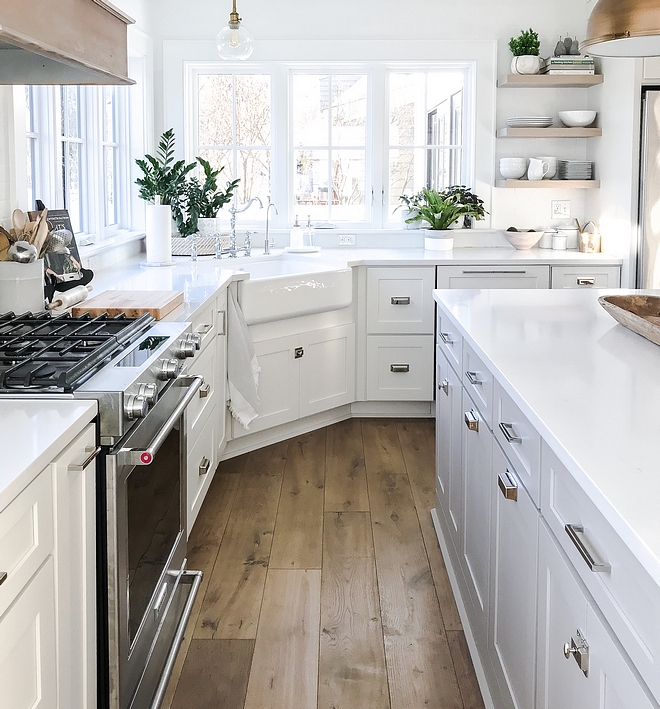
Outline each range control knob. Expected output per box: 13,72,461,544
174,338,196,359
157,358,180,381
124,394,148,420
186,332,202,350
136,382,159,406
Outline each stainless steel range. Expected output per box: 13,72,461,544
0,310,204,709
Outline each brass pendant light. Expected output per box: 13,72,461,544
581,0,660,57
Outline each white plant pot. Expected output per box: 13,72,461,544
510,55,542,75
197,217,221,236
401,208,424,230
424,229,454,251
145,203,174,265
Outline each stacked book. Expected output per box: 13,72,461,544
540,56,595,75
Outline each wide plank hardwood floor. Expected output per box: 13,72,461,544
164,419,484,709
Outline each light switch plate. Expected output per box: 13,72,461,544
551,200,571,219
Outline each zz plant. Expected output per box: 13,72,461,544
135,129,195,206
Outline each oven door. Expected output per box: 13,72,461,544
104,375,203,709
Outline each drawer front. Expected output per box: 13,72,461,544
494,382,541,506
462,341,494,430
436,309,463,375
191,299,217,353
0,472,54,617
551,266,621,290
187,405,217,535
541,442,660,700
367,267,435,334
366,335,434,400
436,265,550,289
187,339,217,438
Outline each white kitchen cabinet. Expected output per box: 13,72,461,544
550,266,621,289
436,265,551,289
490,442,539,709
216,292,228,456
366,334,434,401
188,403,218,534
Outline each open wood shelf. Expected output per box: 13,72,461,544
498,74,604,88
497,127,602,138
495,179,600,189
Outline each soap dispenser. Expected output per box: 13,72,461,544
303,215,316,249
290,215,303,249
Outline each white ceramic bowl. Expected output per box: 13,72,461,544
558,110,597,128
504,231,544,250
499,158,527,179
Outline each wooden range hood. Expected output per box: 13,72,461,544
0,0,134,85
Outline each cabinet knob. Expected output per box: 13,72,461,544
563,629,590,676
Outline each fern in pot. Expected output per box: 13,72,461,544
509,28,541,75
135,129,195,265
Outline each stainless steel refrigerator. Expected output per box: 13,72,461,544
638,88,660,288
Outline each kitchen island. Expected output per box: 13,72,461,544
432,288,660,709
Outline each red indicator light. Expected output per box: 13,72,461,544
140,452,152,464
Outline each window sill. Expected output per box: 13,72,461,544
78,230,145,258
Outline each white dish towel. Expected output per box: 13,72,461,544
227,289,261,429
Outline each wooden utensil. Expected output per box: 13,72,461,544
0,232,10,261
72,290,184,320
32,209,50,256
11,209,27,234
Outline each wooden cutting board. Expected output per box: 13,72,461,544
72,290,184,320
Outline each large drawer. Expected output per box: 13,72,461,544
462,341,494,430
493,381,541,506
541,442,660,701
550,266,621,289
366,335,434,400
0,471,54,618
436,309,463,376
366,267,435,334
187,404,217,535
187,338,217,438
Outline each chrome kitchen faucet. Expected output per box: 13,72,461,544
227,196,263,257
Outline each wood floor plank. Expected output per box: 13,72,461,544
170,639,255,709
269,429,326,569
324,418,369,512
397,420,463,632
243,569,321,709
447,630,486,709
362,419,463,709
319,512,390,709
195,441,288,640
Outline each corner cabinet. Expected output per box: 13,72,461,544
432,305,659,709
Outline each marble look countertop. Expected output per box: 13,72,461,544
433,287,660,585
0,400,98,511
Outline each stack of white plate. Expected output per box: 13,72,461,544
506,116,554,128
557,160,593,180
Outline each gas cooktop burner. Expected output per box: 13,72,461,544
0,311,155,392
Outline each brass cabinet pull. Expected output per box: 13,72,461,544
391,296,411,305
464,410,479,432
438,378,449,395
465,371,482,386
565,524,611,573
576,277,596,286
199,383,211,398
499,421,522,444
497,471,518,501
68,446,101,473
390,364,410,373
199,457,211,476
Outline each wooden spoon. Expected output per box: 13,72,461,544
12,209,27,234
33,208,50,257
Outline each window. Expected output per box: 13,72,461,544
188,62,472,228
59,86,85,233
102,86,120,228
25,86,38,212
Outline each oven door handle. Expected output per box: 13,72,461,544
116,375,204,467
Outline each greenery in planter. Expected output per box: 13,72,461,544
135,129,196,205
405,187,487,231
172,158,240,237
398,191,424,210
508,28,540,56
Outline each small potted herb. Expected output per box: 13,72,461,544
509,28,542,75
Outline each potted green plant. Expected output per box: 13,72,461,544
405,187,487,250
135,129,195,264
509,28,542,75
439,185,487,228
171,157,240,238
397,191,426,229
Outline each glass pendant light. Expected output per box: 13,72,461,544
582,0,660,57
216,0,254,60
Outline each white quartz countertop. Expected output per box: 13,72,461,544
0,400,97,511
433,288,660,585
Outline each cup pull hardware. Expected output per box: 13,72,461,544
391,296,411,305
565,524,611,573
497,470,518,501
440,332,453,345
576,277,596,286
0,571,7,586
438,378,449,395
68,446,101,473
464,410,479,432
390,364,410,373
199,457,211,476
563,629,590,676
499,421,522,444
295,347,304,359
465,371,482,386
199,383,211,398
197,322,213,335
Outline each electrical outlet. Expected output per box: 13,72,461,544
339,234,356,246
551,200,571,219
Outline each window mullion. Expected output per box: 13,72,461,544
371,66,386,228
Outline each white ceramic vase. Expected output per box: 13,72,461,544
145,203,174,265
424,229,454,251
510,55,542,75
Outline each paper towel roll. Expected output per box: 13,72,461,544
146,204,173,264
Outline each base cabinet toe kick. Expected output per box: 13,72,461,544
432,299,660,709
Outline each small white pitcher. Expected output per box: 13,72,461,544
527,158,550,181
